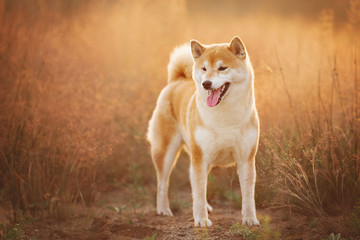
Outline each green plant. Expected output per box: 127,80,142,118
351,199,360,233
230,216,281,240
144,233,157,240
107,205,126,215
0,211,37,240
0,222,25,240
224,189,242,209
309,218,318,229
170,199,190,214
322,233,342,240
230,222,257,240
127,162,144,191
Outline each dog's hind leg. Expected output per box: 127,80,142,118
206,201,213,213
151,131,182,216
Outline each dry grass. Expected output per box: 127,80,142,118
0,0,359,234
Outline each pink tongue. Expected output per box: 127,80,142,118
206,88,221,107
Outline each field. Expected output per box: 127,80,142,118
0,0,359,239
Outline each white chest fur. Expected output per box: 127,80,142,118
194,122,258,167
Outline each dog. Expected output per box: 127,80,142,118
147,36,259,227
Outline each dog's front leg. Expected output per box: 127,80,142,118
190,162,212,227
237,159,259,226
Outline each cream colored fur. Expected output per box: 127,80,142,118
167,44,193,83
147,36,260,227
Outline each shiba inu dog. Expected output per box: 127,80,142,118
147,36,259,227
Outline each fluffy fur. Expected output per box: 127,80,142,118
147,36,260,227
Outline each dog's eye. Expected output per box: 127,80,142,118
218,66,228,71
201,67,207,71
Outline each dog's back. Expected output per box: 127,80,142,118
147,44,196,144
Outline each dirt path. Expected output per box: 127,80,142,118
19,189,341,240
84,207,319,240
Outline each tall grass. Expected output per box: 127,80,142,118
0,0,358,228
256,9,359,229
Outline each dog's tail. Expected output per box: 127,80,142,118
167,44,193,83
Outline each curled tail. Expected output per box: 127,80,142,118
167,44,193,83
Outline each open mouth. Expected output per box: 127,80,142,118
206,82,230,107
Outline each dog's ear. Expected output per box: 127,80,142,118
229,36,246,59
190,40,206,60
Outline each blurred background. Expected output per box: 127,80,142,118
0,0,359,232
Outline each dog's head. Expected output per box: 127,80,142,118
190,36,253,108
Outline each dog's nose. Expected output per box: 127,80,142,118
202,81,212,90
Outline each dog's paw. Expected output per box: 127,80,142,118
194,217,212,228
206,202,213,213
157,208,173,217
242,216,260,226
